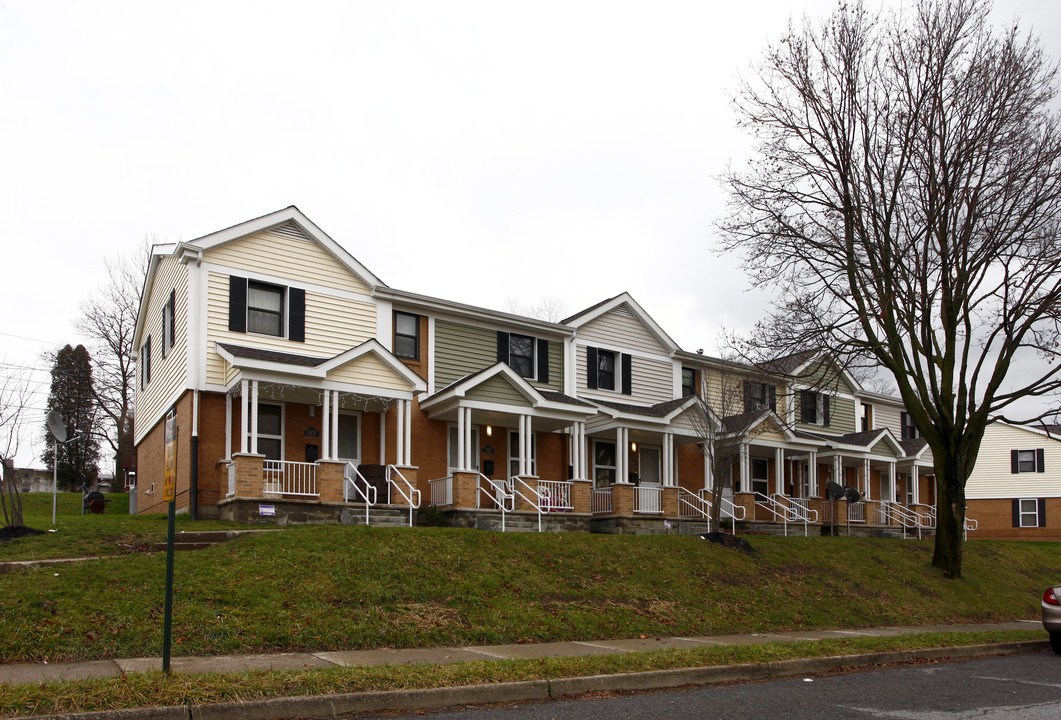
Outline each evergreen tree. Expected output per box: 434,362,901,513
41,345,101,491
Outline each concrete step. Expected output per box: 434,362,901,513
341,504,415,528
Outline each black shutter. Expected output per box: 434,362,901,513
621,353,632,395
823,395,831,426
144,336,151,386
167,290,175,349
1039,498,1047,527
1011,449,1020,474
228,276,247,332
768,385,777,412
742,380,753,411
586,347,598,389
497,332,510,365
537,339,549,383
1037,448,1045,473
1012,499,1020,527
289,287,305,342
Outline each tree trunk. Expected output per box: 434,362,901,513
931,456,967,579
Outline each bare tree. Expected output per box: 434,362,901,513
504,296,569,323
719,0,1061,577
0,363,32,528
76,239,150,487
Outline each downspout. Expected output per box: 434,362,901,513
190,390,199,521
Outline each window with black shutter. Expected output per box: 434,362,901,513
227,275,304,341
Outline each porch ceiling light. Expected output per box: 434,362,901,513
631,442,637,452
486,425,492,437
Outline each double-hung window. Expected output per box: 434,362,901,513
140,336,152,389
744,381,776,412
900,411,921,441
800,390,829,426
161,290,175,359
509,334,535,379
1014,498,1046,528
1011,448,1045,473
394,312,420,360
586,346,631,394
248,282,284,336
228,275,305,342
682,368,696,397
497,332,549,382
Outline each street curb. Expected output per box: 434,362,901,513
15,640,1050,720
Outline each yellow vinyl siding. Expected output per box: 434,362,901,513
135,257,189,442
205,271,377,386
327,352,411,392
204,230,371,295
967,423,1061,498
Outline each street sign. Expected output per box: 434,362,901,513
163,409,176,502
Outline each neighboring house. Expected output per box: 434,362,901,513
131,206,964,537
965,422,1061,540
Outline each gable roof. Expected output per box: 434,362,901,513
562,292,680,353
420,363,597,415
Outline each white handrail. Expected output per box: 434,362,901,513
477,473,513,532
537,480,573,512
633,485,663,514
696,489,747,523
752,492,815,537
263,459,318,496
510,476,543,532
344,462,376,526
878,501,932,539
430,476,453,507
592,487,612,514
387,465,421,527
678,487,710,519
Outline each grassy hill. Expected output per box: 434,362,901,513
0,492,1055,664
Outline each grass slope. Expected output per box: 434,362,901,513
0,493,1055,664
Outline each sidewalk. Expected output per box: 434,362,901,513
0,620,1041,685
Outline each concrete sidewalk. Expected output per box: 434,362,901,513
0,620,1041,686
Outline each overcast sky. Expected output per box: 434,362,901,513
2,0,1058,469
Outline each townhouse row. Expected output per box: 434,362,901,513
131,207,1061,540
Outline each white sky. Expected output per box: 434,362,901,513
1,0,1058,469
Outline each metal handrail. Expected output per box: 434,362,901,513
877,500,932,539
592,487,613,514
678,487,710,520
509,476,543,532
633,485,663,514
752,492,815,537
344,461,377,526
696,489,747,522
537,480,574,512
477,473,513,532
387,465,421,527
429,476,453,507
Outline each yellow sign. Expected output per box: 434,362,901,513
163,409,176,503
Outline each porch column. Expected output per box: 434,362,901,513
569,424,584,479
457,404,466,470
250,380,259,455
832,455,841,487
775,448,785,496
618,427,629,483
911,463,920,504
889,462,897,502
703,443,713,492
464,407,475,472
404,399,413,466
808,450,818,495
738,443,750,493
396,400,405,468
663,432,674,487
518,415,529,476
860,458,869,498
240,379,249,454
378,410,387,465
331,391,340,459
225,392,232,459
321,390,331,460
580,423,588,480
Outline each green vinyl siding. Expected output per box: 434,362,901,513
869,437,898,459
466,376,533,406
795,392,857,433
434,319,562,392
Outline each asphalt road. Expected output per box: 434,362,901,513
348,651,1061,720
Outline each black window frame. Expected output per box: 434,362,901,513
744,380,776,412
682,367,696,398
1011,448,1045,474
508,333,536,379
140,336,152,389
394,311,420,360
161,290,175,359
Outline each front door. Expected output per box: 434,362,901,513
447,425,480,474
638,446,661,485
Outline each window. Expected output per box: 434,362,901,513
394,312,420,360
800,390,830,426
900,411,921,441
337,414,360,463
1014,498,1046,528
860,402,873,432
751,457,769,496
593,440,616,488
509,430,537,478
682,368,696,398
497,332,549,382
251,403,283,461
140,336,151,389
161,290,175,359
744,381,776,412
586,347,632,394
228,276,305,341
1011,448,1045,474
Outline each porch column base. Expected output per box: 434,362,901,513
318,460,346,503
611,484,633,516
390,465,419,507
572,479,592,514
514,477,539,512
662,486,678,518
452,471,479,509
233,453,265,498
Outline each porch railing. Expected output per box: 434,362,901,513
847,501,866,524
478,473,514,532
592,487,612,514
634,485,663,514
678,487,711,520
386,465,421,527
343,462,377,526
537,480,573,512
263,460,319,497
430,476,453,507
752,492,817,537
697,489,746,525
877,501,932,539
510,476,543,532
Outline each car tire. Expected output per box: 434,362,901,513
1051,632,1061,655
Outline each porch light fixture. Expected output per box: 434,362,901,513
631,442,637,453
486,425,492,437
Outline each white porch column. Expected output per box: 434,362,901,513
808,451,818,495
889,462,897,502
404,399,413,466
331,391,340,459
457,405,466,471
704,447,713,492
518,415,528,476
774,448,785,496
396,400,405,468
663,432,674,487
739,443,750,493
911,463,920,504
465,407,475,472
239,379,249,453
320,392,328,458
379,410,387,465
225,392,233,459
580,423,588,480
832,455,842,487
250,380,259,455
618,427,629,484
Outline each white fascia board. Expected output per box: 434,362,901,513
133,245,177,348
374,287,573,339
993,420,1061,442
189,206,386,290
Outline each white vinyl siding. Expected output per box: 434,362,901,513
134,256,189,443
967,423,1061,499
578,306,665,355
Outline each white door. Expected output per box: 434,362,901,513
337,413,361,467
638,446,661,485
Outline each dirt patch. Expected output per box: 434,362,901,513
0,525,45,542
701,532,757,556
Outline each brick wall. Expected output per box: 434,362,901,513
968,497,1061,541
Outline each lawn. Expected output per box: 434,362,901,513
0,493,1055,664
